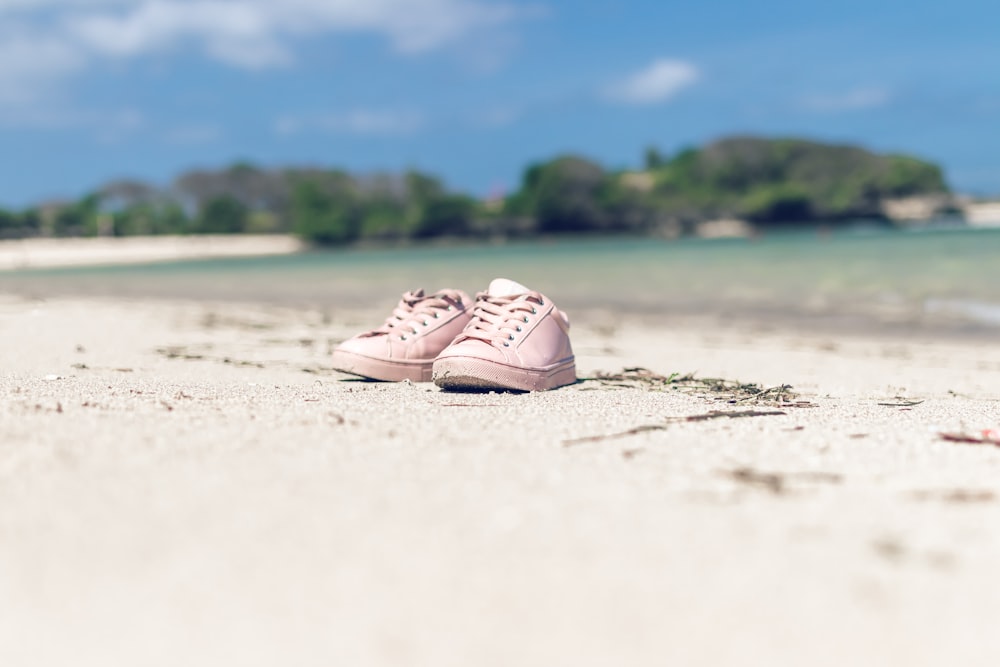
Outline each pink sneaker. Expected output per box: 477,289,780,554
432,278,576,391
332,288,471,382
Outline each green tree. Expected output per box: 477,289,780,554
644,146,666,170
291,179,360,245
513,156,610,233
405,170,446,204
112,201,191,236
358,199,410,240
881,156,947,195
414,195,476,238
740,184,812,222
196,196,248,234
50,194,101,237
0,208,21,239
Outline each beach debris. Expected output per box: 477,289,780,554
724,467,785,494
872,538,906,562
938,430,1000,446
563,424,669,446
156,346,205,361
909,488,996,503
563,409,787,446
43,374,64,381
878,398,924,407
587,367,816,407
720,467,843,495
679,409,786,422
589,367,679,387
222,357,265,368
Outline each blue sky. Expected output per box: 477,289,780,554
1,0,998,207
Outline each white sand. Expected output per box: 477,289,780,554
0,235,304,270
2,295,1000,666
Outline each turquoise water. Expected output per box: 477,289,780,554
2,226,999,334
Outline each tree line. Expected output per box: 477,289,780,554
0,136,949,244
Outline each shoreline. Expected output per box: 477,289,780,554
1,230,998,343
2,286,998,345
0,234,305,271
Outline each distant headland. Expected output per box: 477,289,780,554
1,136,990,246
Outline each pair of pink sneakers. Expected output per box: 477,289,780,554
331,278,576,391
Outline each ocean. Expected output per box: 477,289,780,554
2,225,999,338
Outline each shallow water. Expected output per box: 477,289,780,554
2,225,999,336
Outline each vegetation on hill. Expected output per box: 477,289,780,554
0,137,949,244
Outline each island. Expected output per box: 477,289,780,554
0,136,958,245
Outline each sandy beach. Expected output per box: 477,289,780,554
0,235,304,271
2,292,1000,666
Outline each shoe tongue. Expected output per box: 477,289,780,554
487,278,530,297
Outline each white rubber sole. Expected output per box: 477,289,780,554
331,349,433,382
432,356,577,392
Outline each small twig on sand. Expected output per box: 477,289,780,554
879,399,925,407
563,424,670,446
721,467,844,495
563,409,787,446
939,431,1000,446
672,409,787,423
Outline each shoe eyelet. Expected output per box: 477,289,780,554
516,326,522,332
400,335,408,341
423,320,429,326
539,299,544,306
447,305,453,311
523,316,529,323
434,313,440,318
508,334,515,340
502,342,510,347
531,307,537,314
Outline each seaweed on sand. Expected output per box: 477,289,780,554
585,367,816,407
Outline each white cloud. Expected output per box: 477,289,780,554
0,30,84,105
69,1,294,68
0,0,533,109
277,109,424,136
604,58,699,105
800,87,892,112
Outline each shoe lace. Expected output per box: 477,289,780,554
366,289,465,338
459,291,544,348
